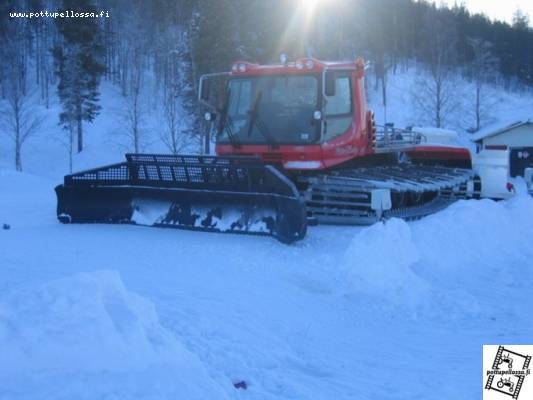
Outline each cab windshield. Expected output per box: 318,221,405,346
219,75,320,145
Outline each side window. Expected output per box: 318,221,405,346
324,75,353,141
228,79,252,116
225,79,252,137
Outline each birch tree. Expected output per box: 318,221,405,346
411,9,459,128
122,48,145,153
467,37,498,132
2,79,43,171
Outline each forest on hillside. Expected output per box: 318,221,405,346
1,0,533,171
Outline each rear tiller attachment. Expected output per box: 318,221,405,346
55,154,307,243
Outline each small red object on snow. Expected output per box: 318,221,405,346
506,182,515,192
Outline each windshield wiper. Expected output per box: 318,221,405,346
224,115,241,148
246,91,279,148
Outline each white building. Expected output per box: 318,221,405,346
472,120,533,199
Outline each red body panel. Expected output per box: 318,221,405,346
407,146,471,161
216,58,471,170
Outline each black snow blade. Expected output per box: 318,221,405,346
55,154,307,244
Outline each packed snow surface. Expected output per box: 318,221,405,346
1,170,532,399
0,271,229,399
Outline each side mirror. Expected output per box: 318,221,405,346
325,71,336,96
200,77,210,102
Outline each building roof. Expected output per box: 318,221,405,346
471,120,533,142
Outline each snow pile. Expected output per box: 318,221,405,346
0,271,229,400
415,196,533,271
340,218,430,314
340,196,533,319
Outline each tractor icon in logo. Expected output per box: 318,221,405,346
498,353,514,370
497,377,515,393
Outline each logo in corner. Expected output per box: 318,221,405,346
484,345,532,399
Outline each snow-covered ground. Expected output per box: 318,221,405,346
1,65,533,399
1,168,532,399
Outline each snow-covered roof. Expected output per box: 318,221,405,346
470,120,533,142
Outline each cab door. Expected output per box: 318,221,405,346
510,147,533,177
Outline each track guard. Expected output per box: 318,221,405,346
55,154,307,244
272,195,307,244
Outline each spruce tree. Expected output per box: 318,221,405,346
53,0,105,153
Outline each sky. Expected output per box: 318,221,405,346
450,0,533,24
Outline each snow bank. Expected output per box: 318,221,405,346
340,218,430,313
414,196,533,271
0,271,229,399
340,196,533,319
